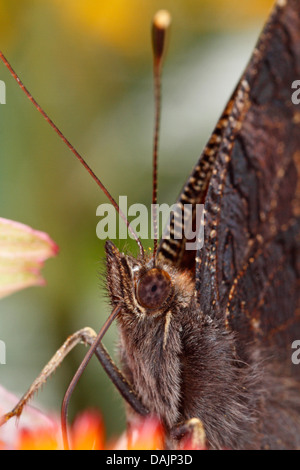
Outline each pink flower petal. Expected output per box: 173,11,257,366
0,385,58,449
0,218,58,299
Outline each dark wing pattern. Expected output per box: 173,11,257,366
158,0,300,371
197,0,300,370
156,93,239,270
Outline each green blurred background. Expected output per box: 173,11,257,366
0,0,274,439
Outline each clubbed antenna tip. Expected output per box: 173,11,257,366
151,10,171,260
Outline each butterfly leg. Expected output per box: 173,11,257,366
0,327,98,426
171,418,207,450
0,326,148,427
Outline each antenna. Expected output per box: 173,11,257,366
0,51,145,258
151,10,171,259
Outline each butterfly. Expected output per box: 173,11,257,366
1,0,300,450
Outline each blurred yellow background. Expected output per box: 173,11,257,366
0,0,274,438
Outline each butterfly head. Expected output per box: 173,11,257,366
105,240,194,321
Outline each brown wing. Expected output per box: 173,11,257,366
194,0,300,372
156,94,237,270
157,0,300,371
157,1,295,271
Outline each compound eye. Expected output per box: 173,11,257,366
136,268,172,310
